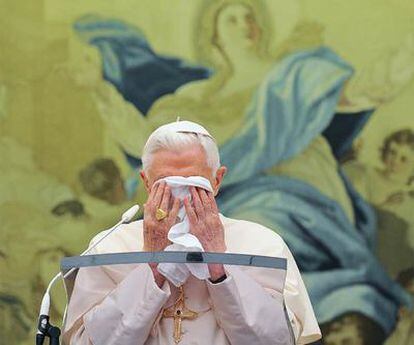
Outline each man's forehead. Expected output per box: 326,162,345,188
152,146,207,165
147,146,210,178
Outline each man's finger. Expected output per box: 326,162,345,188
191,186,205,218
146,183,159,205
207,191,219,213
169,197,180,223
159,185,171,212
184,197,198,224
198,189,212,212
153,181,166,208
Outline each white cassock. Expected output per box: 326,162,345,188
62,215,321,345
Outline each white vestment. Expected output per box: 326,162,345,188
62,215,321,345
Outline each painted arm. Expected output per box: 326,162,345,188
338,33,414,112
93,81,153,157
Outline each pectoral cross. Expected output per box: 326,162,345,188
162,286,198,344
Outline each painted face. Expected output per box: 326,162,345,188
324,320,364,345
383,142,414,177
215,3,261,51
141,144,226,196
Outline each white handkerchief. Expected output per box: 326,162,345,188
156,176,213,286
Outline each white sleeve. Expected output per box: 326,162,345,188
63,264,170,345
206,265,294,345
282,244,322,345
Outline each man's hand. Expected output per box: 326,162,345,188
184,187,227,281
143,181,180,287
143,181,180,251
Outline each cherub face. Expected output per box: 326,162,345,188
324,319,364,345
215,3,261,52
383,142,414,177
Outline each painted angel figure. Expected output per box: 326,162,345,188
70,0,414,341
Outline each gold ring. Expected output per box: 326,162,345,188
155,208,168,221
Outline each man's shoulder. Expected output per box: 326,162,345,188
89,220,143,254
221,215,288,257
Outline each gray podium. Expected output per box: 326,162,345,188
61,251,288,272
61,251,288,299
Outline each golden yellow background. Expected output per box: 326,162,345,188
1,1,413,344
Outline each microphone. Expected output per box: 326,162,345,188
36,204,140,345
121,204,140,223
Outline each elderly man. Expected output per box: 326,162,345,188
63,121,321,345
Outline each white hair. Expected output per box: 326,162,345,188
142,128,221,174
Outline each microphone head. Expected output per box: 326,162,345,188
121,204,140,222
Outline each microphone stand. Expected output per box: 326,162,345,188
36,315,61,345
35,205,139,345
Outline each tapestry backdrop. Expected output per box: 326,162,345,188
1,1,413,344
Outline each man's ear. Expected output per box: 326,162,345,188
140,170,151,193
213,166,227,196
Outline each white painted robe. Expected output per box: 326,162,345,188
62,215,321,345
